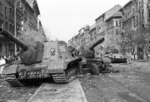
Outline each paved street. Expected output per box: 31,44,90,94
1,0,150,101
80,61,150,102
0,61,150,102
28,79,87,102
0,80,37,102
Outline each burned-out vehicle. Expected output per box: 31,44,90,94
79,38,112,75
0,28,81,87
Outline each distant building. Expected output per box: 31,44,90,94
95,13,105,40
95,5,122,56
21,0,38,31
68,5,123,55
68,25,91,50
23,0,40,30
22,0,46,42
105,11,122,52
89,23,96,45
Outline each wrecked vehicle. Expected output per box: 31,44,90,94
0,28,81,87
79,38,112,75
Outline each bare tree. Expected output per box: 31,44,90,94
120,28,136,57
134,27,150,60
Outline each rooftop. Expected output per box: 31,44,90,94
95,5,122,21
106,11,122,21
26,0,40,15
90,23,96,31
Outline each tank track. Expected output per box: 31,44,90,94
5,75,24,87
52,68,76,84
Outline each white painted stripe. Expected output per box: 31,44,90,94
28,79,88,102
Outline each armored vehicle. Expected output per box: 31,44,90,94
79,38,111,75
105,48,128,63
0,28,81,87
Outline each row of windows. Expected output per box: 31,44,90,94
4,22,14,34
123,7,135,20
0,1,24,21
6,0,14,4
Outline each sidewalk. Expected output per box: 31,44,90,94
131,59,149,62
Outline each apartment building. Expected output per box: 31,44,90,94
121,0,150,59
0,0,45,57
105,11,122,53
0,0,23,57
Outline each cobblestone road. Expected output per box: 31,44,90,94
80,61,150,102
0,60,150,102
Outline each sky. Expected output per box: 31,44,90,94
37,0,129,42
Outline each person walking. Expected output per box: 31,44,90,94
0,56,6,75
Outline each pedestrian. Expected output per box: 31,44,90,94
126,52,132,64
0,56,6,74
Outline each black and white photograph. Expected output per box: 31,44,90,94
0,0,150,102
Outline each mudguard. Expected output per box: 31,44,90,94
2,64,18,75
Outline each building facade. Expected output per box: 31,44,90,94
68,25,91,50
95,5,122,56
0,0,23,57
68,1,150,59
89,23,96,45
121,0,150,59
0,0,46,57
68,5,122,56
105,11,122,53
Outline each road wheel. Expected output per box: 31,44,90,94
90,63,99,75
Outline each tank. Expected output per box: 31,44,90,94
0,28,82,87
79,38,112,75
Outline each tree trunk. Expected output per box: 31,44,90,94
145,45,149,60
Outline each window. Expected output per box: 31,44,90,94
116,30,119,35
148,11,150,21
5,22,8,30
133,17,136,27
97,26,101,31
0,20,3,27
0,43,2,53
12,25,14,34
116,21,118,26
5,7,7,18
136,16,138,25
24,11,29,21
9,7,12,18
11,0,14,4
0,3,2,15
10,0,12,4
115,20,120,26
9,24,11,32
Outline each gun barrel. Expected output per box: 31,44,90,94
90,38,105,50
0,28,28,51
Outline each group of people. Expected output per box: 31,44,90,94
0,56,6,75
